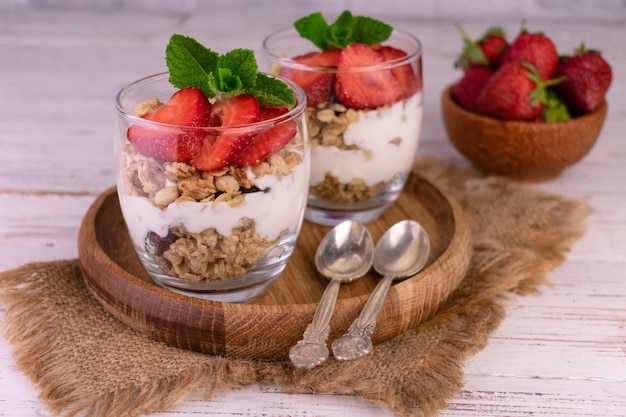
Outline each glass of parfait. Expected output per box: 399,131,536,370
262,11,423,226
114,36,310,303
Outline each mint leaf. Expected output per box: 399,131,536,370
294,12,330,50
207,68,245,96
166,34,219,98
351,16,392,45
217,48,258,90
326,11,356,48
251,73,296,106
165,34,295,106
294,11,393,50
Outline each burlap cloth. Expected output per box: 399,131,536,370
0,156,591,417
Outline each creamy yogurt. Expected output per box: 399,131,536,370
310,92,423,186
118,160,309,249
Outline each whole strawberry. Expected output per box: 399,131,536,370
553,43,612,115
451,66,494,110
456,24,508,70
500,25,558,80
474,61,564,121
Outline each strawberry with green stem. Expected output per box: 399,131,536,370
553,43,612,115
499,21,559,80
474,61,565,121
455,24,508,70
451,66,494,111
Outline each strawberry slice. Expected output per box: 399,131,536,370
191,94,260,171
209,93,261,127
127,87,211,163
259,106,290,121
280,49,340,107
375,45,419,98
335,44,403,109
233,106,296,167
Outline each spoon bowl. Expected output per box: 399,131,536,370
373,219,431,277
315,220,375,282
290,220,374,368
332,219,430,361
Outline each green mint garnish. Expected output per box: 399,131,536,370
294,10,393,50
165,34,295,106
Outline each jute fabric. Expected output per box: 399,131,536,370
0,157,591,417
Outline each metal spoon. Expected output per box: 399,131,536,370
332,219,430,361
289,220,374,369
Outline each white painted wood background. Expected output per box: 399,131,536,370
1,4,625,417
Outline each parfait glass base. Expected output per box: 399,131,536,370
304,172,409,226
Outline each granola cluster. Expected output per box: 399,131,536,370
122,142,302,282
306,101,394,204
146,220,278,282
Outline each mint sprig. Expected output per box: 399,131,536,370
294,10,393,50
165,34,295,106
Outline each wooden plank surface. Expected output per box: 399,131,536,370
1,9,625,417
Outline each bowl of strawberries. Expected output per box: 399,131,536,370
442,23,611,181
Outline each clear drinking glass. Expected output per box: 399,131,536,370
262,28,423,226
114,73,310,303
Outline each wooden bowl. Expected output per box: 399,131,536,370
441,85,607,181
78,173,472,360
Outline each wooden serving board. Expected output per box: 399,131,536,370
78,173,472,360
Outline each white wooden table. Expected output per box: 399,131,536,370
1,9,625,417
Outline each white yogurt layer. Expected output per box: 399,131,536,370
118,161,309,248
310,92,423,186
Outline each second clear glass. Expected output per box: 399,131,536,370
262,28,424,226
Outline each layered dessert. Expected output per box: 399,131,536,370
116,35,308,288
270,11,423,205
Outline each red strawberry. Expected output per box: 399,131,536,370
127,87,211,162
456,24,508,70
191,94,260,171
280,49,341,107
374,45,419,98
553,44,612,115
335,44,403,109
233,109,297,166
209,93,261,127
474,61,564,121
451,66,494,110
499,29,558,80
478,29,509,67
259,106,290,121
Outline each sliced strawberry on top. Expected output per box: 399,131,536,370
335,44,403,110
233,107,297,167
259,105,290,121
375,45,419,98
209,93,261,127
127,87,211,163
280,48,341,107
191,94,260,171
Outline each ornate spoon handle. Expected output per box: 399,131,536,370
332,274,394,361
289,278,341,368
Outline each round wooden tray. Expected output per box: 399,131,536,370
78,173,472,360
